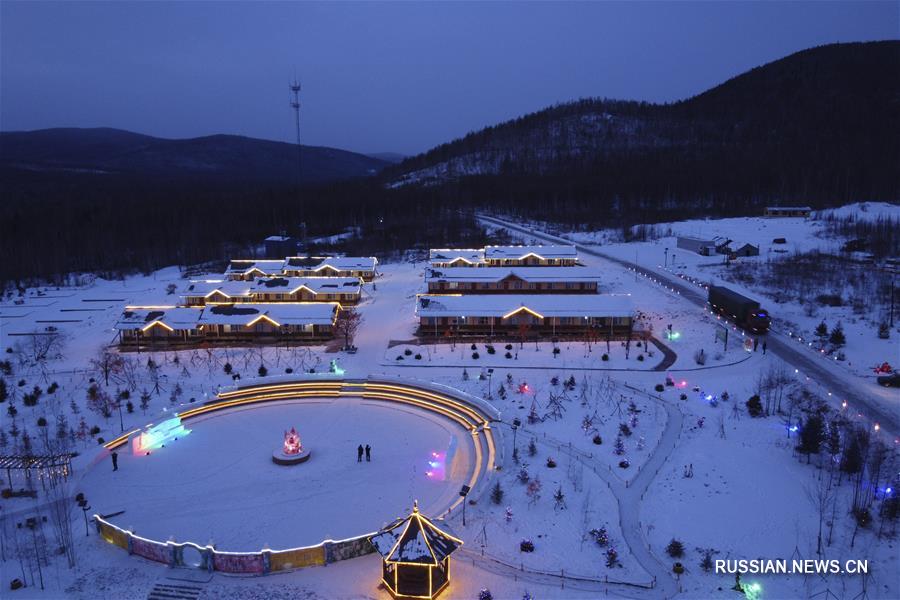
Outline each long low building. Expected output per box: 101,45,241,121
182,277,362,306
425,267,601,294
117,303,339,347
416,294,633,337
224,256,378,281
429,245,579,268
281,256,377,280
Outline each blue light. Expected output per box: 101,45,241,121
789,425,799,433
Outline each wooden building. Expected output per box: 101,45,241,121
416,294,633,338
425,267,600,294
281,256,378,281
484,244,579,267
117,303,339,348
224,260,285,281
182,278,362,307
764,206,812,218
428,249,485,268
369,501,462,599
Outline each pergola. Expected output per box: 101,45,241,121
369,501,463,599
0,454,72,491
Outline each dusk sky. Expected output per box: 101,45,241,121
1,1,896,156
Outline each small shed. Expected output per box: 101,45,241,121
676,236,717,256
369,501,463,599
729,242,760,257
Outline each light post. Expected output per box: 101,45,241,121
76,493,91,537
664,247,668,267
487,369,494,399
512,417,521,452
459,485,470,526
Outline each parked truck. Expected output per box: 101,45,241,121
708,285,771,333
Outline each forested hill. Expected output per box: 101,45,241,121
0,128,387,184
384,41,899,221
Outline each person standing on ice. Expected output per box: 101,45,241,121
753,338,759,352
762,341,767,355
357,444,364,462
365,444,371,462
111,451,118,471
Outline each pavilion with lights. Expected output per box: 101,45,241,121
368,501,463,599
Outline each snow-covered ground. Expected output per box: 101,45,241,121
1,207,898,599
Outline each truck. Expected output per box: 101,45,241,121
708,285,771,333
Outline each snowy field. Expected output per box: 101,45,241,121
1,204,898,600
80,398,471,550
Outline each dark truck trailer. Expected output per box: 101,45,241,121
708,285,771,333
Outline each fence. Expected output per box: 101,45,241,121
95,515,374,575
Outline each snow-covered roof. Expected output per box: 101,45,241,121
224,260,285,276
426,266,601,284
265,235,292,242
282,256,377,272
417,294,633,318
368,502,462,565
197,303,338,327
181,280,253,299
428,248,485,264
766,206,812,211
484,244,578,260
251,276,361,295
117,307,201,331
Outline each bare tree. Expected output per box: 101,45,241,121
805,471,835,556
334,310,363,350
90,348,124,387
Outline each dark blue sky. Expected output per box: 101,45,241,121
1,1,896,155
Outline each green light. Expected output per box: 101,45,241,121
742,582,762,600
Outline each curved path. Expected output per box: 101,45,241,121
471,380,684,598
478,214,899,436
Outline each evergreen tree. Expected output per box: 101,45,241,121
746,394,763,417
797,414,825,463
666,539,685,558
528,438,537,457
840,432,863,474
491,481,504,504
829,323,846,346
0,378,7,403
815,321,829,338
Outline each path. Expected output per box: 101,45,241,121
478,214,899,436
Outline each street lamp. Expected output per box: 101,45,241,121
512,417,521,452
459,485,471,526
487,368,494,399
76,493,91,537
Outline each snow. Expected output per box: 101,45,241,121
1,205,898,599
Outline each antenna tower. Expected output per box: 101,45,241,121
289,78,302,182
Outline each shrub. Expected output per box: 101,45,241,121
37,417,47,427
618,459,630,469
415,354,422,360
746,395,764,417
472,352,480,360
47,382,59,394
520,539,535,553
404,349,413,356
853,508,872,528
223,362,233,374
654,384,665,392
673,562,685,575
396,355,403,361
666,539,685,558
592,435,602,445
505,344,513,350
126,401,134,413
601,353,609,361
679,393,687,400
546,457,557,468
285,367,293,374
97,437,105,445
471,344,477,351
89,426,100,436
619,423,632,437
552,347,560,355
258,365,268,377
505,352,512,359
486,345,496,354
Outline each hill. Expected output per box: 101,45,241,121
385,41,899,223
0,127,387,184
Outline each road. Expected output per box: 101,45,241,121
478,214,899,437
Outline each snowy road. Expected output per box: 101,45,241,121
478,214,900,438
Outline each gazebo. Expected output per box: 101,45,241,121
369,501,463,599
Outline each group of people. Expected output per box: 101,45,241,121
357,444,372,462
